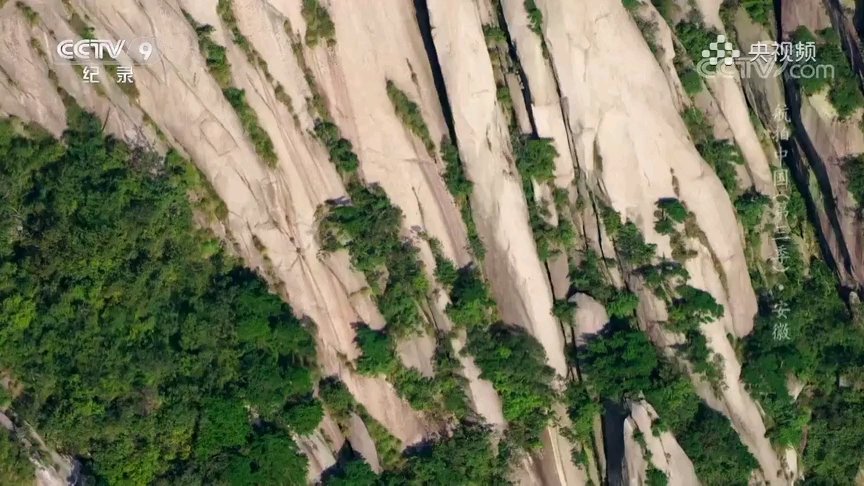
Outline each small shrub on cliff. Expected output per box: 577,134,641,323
739,0,774,28
734,190,771,234
582,325,658,401
679,68,703,95
582,324,757,484
318,376,356,421
440,138,484,258
675,21,721,68
843,154,864,207
302,0,335,47
386,80,435,155
682,106,712,143
515,135,557,182
791,26,864,118
569,249,617,303
552,299,576,323
466,323,556,450
524,0,544,36
314,120,359,174
15,2,39,26
616,222,658,266
282,396,324,435
666,284,724,333
441,137,473,200
654,198,689,235
657,198,690,222
446,266,497,329
353,324,397,376
646,466,669,486
607,290,640,318
222,87,278,166
697,138,744,194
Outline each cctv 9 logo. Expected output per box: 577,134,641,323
54,36,160,65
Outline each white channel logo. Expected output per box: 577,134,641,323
54,37,159,65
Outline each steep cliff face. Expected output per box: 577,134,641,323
2,0,864,484
779,0,864,289
534,1,786,483
0,0,437,474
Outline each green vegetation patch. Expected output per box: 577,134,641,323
302,0,336,48
515,135,556,183
734,190,771,235
651,0,674,22
378,423,510,484
354,324,397,375
649,204,726,385
675,21,721,72
321,452,379,485
15,1,39,26
440,260,556,451
842,153,864,207
441,137,485,259
579,324,758,484
428,338,472,418
582,324,659,402
483,24,507,44
569,249,616,303
567,245,640,320
465,323,556,450
602,207,657,267
563,383,601,444
527,201,573,260
653,197,689,235
0,429,33,486
319,182,428,337
167,150,229,221
791,26,864,119
0,109,317,484
646,465,669,486
514,136,572,260
445,266,498,329
678,67,703,95
223,87,278,166
682,106,745,196
740,0,773,28
319,178,467,417
322,422,509,484
699,138,744,194
666,285,724,334
351,320,469,416
317,377,403,469
386,80,435,155
185,13,231,86
217,0,276,85
524,0,543,36
742,244,864,481
600,205,724,386
315,120,360,175
185,12,278,167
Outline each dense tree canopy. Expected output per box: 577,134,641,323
321,423,510,486
0,429,33,486
579,323,757,485
0,109,319,484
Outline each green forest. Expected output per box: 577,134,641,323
0,106,319,484
0,102,549,486
2,12,864,483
